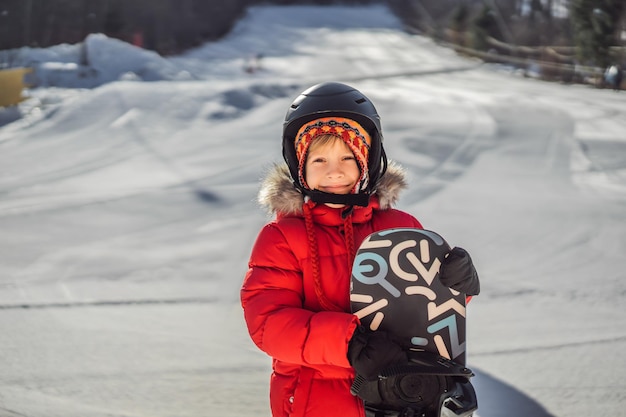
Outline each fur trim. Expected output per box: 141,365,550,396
258,161,408,215
375,161,408,209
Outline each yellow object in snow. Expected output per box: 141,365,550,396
0,67,33,108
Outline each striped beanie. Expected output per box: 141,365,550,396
295,117,371,193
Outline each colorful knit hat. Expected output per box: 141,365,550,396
294,117,371,193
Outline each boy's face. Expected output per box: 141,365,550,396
304,138,360,195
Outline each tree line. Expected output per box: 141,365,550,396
0,0,250,54
388,0,625,71
1,0,624,71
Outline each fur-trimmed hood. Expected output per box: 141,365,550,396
258,161,409,215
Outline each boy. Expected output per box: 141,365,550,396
241,82,479,417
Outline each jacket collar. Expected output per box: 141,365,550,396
258,161,408,221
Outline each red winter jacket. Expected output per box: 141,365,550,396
241,163,422,417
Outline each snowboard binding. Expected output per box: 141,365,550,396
351,350,478,417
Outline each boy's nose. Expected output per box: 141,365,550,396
326,162,344,177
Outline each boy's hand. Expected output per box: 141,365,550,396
439,247,480,295
347,326,407,381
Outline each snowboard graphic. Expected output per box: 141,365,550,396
350,228,477,417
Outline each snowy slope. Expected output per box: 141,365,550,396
1,4,625,417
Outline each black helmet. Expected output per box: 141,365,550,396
282,82,387,206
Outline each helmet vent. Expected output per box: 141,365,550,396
355,98,366,104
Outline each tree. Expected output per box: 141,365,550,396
471,5,500,50
570,0,626,68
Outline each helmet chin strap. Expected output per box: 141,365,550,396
306,189,370,207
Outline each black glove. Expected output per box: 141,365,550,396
439,247,480,296
347,326,408,381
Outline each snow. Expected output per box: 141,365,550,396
1,4,625,417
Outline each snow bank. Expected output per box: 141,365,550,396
7,33,193,88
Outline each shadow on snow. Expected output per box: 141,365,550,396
472,368,556,417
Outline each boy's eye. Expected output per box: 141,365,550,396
343,155,356,161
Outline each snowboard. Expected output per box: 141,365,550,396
350,228,477,417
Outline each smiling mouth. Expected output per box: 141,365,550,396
319,185,351,192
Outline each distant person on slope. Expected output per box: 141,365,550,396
605,64,623,91
240,82,480,417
